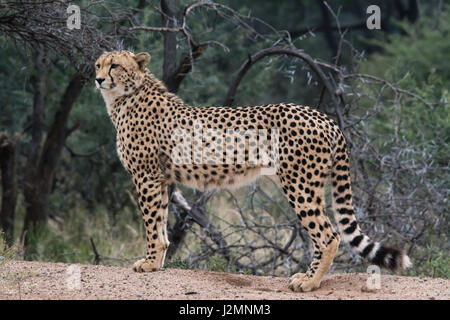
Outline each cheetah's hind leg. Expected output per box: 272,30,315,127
279,169,340,292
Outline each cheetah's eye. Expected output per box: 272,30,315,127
111,64,119,69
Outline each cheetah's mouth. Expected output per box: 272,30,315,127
98,83,117,90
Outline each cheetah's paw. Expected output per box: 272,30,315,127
133,259,162,272
288,273,321,292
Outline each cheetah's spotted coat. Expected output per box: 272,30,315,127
95,51,411,292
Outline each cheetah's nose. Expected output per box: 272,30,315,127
96,78,105,85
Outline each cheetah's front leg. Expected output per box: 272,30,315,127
132,175,170,272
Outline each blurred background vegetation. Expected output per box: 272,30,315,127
0,0,448,278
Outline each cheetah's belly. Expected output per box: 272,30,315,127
168,164,268,191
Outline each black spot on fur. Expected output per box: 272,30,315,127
349,235,363,247
361,242,375,258
343,221,357,234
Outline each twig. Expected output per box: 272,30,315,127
90,237,101,265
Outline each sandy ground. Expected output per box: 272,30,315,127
0,260,448,300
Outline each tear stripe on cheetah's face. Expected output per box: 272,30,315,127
96,50,411,292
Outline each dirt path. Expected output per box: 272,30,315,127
0,260,448,300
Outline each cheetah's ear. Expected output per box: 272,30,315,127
134,52,151,71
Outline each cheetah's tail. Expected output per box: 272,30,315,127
330,131,411,272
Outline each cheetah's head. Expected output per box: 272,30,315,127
95,50,150,98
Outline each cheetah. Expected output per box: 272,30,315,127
95,50,411,292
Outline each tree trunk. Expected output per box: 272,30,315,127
160,0,188,256
0,134,17,245
22,48,47,241
318,1,337,54
407,0,420,23
166,203,190,259
22,74,85,252
161,0,178,92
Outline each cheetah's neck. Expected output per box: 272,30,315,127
141,71,186,107
103,70,186,128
